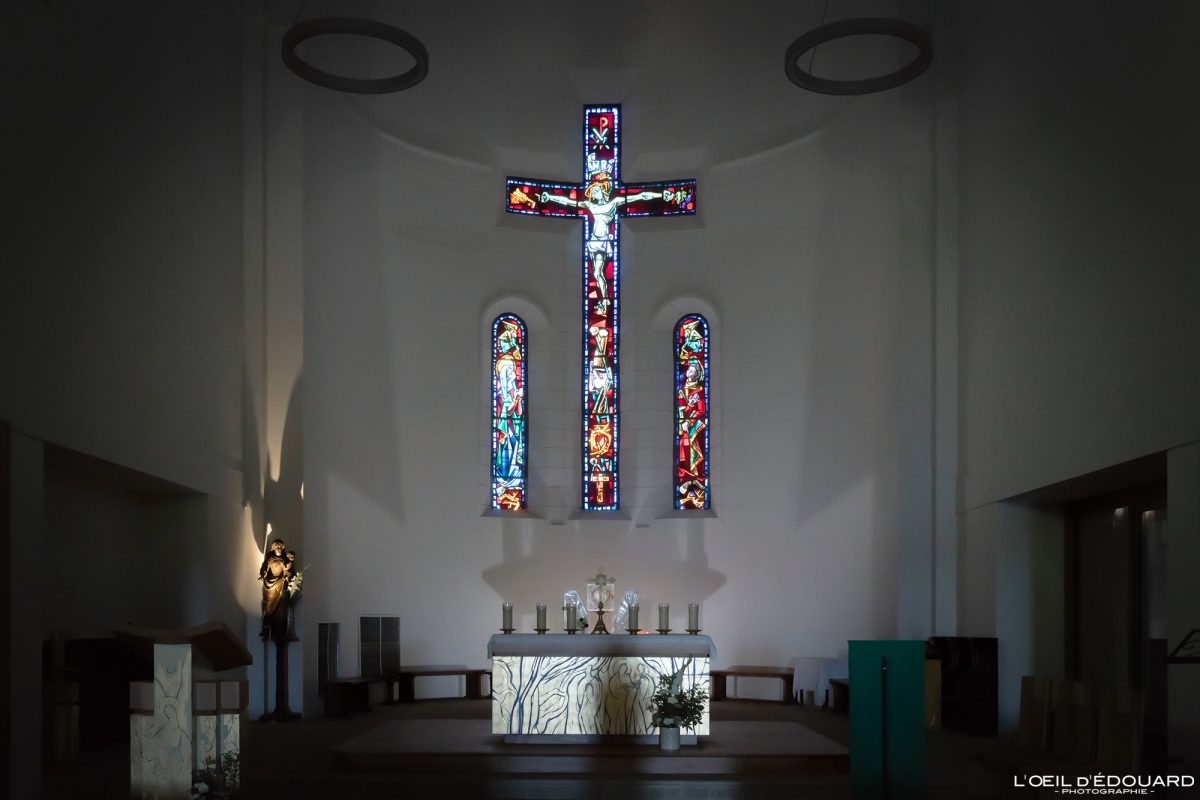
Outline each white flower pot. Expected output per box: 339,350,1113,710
658,726,681,751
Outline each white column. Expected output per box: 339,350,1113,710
931,8,960,637
242,10,306,717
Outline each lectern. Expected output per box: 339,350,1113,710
115,622,252,800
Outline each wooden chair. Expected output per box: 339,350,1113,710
1029,686,1143,799
1045,680,1097,764
967,677,1066,798
1016,676,1051,749
1094,686,1143,773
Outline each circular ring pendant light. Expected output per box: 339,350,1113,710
282,17,428,94
785,17,932,95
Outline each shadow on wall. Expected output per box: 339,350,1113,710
481,514,726,625
241,372,306,717
242,371,305,558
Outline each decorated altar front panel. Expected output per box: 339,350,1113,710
489,634,713,736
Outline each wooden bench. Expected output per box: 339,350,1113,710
390,665,491,703
320,676,375,718
710,665,796,704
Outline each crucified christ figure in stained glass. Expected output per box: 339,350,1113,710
539,174,666,316
506,105,697,511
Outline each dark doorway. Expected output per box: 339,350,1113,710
1065,483,1166,688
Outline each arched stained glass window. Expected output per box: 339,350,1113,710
492,314,527,510
674,314,710,510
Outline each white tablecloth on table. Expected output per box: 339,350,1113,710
815,657,849,704
790,656,849,703
790,657,822,702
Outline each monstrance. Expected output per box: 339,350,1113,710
586,570,616,634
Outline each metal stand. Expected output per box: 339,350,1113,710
591,600,610,634
500,627,515,635
627,628,640,635
656,628,671,635
686,628,701,635
534,627,548,635
881,655,890,800
261,636,300,721
260,637,269,718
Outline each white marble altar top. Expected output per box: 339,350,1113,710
488,633,714,658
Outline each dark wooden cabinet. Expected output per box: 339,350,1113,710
926,637,998,736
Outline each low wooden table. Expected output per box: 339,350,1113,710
320,677,375,718
710,665,796,704
391,665,490,702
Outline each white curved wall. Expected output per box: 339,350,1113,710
301,75,938,702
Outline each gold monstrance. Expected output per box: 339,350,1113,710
586,570,616,635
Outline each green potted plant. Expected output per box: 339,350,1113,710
191,752,240,799
647,666,709,751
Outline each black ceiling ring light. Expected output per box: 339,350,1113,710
785,17,932,95
282,17,428,94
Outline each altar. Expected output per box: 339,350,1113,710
488,634,713,738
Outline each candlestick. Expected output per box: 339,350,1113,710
535,603,547,633
501,602,514,633
657,603,671,635
687,603,700,634
627,603,639,634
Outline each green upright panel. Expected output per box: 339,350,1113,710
849,640,926,799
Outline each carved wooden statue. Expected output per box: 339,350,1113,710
257,537,300,720
258,538,292,642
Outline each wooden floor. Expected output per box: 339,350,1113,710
43,698,992,800
334,718,849,776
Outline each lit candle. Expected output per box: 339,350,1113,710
536,603,547,630
502,602,513,631
566,604,578,631
628,603,639,632
658,603,669,631
688,603,700,631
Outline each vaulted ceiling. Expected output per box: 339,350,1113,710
267,0,937,172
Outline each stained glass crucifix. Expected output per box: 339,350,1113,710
506,105,697,510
